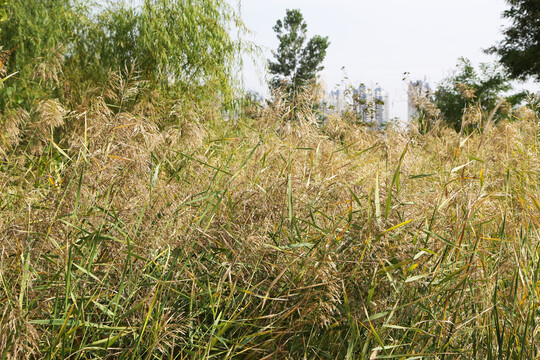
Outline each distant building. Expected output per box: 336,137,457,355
373,86,390,125
354,85,390,126
324,84,390,126
246,90,265,104
408,80,431,122
323,89,347,113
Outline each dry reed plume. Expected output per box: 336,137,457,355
1,83,540,359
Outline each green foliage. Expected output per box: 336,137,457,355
66,1,139,84
70,0,245,98
488,0,540,81
141,0,245,100
433,58,521,131
0,0,249,113
0,0,79,108
0,0,8,25
268,9,329,90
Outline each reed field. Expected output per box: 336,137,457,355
1,78,540,359
1,1,540,357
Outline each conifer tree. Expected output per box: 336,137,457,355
268,9,329,90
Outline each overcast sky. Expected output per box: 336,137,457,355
233,0,536,121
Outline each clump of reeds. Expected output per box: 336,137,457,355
1,75,540,359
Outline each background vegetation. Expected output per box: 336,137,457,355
268,9,329,90
0,0,248,111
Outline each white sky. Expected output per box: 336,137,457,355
233,0,537,121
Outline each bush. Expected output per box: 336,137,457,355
433,58,524,132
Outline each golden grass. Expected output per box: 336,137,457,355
1,88,540,358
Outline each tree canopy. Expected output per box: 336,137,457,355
406,58,525,133
0,0,249,110
430,58,526,132
488,0,540,81
268,9,329,90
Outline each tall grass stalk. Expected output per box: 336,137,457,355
1,82,540,358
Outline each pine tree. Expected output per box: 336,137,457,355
268,9,329,90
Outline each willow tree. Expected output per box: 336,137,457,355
139,0,245,98
1,0,250,110
66,0,249,105
0,0,79,108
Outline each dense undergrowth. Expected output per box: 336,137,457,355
1,66,540,359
